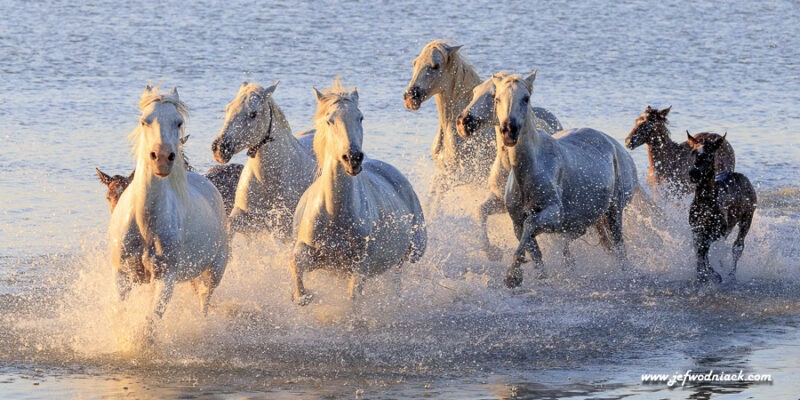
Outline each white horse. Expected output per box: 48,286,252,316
291,80,427,305
109,86,229,327
456,71,563,260
404,40,563,203
492,74,638,288
211,81,317,241
403,40,492,200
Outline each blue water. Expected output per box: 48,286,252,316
1,0,799,398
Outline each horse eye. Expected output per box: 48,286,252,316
177,121,183,128
359,116,364,122
430,64,439,70
522,95,530,104
249,111,257,119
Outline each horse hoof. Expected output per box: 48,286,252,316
504,271,523,289
294,294,313,306
485,246,503,262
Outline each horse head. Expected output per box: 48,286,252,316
625,106,671,149
688,131,727,184
404,40,463,111
313,79,364,176
212,81,279,163
134,85,187,179
492,71,537,147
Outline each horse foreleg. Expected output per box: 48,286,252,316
115,268,133,301
506,213,540,288
290,242,314,306
348,273,365,301
694,234,721,284
476,193,505,261
153,272,177,319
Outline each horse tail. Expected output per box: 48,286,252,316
595,216,614,253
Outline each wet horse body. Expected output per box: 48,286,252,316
492,74,637,288
404,41,563,202
291,81,426,305
626,106,736,197
109,86,229,327
456,71,563,259
212,81,317,242
687,133,756,283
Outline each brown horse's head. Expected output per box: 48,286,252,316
96,168,134,212
625,106,671,149
687,132,727,184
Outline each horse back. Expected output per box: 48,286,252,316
716,172,757,227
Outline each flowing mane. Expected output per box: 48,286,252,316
422,40,481,133
127,87,191,238
240,83,293,136
312,79,358,164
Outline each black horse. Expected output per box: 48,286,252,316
687,132,756,283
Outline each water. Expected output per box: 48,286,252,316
1,0,799,398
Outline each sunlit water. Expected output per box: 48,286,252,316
1,0,799,398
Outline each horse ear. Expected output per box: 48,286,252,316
491,73,503,85
262,80,279,98
721,131,727,142
96,168,112,186
659,106,671,118
143,84,153,96
169,87,179,99
350,88,359,104
313,87,325,102
686,130,699,145
241,81,249,87
180,134,190,145
443,44,463,55
524,70,537,90
128,169,135,181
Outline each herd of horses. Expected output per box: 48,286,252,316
95,40,757,334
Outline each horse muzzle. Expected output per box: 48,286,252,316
343,150,364,176
403,87,424,111
211,137,232,163
625,134,643,150
150,145,175,178
500,120,520,146
456,112,478,138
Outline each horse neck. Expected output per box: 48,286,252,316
434,61,481,137
694,163,719,205
646,124,681,166
131,158,188,242
251,103,312,181
508,111,553,171
319,155,357,218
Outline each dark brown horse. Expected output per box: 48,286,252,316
95,168,134,212
626,106,736,197
687,132,756,283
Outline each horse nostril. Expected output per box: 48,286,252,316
342,154,349,162
149,151,157,160
353,152,364,163
168,152,175,161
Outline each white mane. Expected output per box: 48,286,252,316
312,79,358,165
128,87,191,239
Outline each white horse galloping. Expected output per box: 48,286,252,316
291,80,427,305
211,81,317,241
403,40,493,200
110,86,229,325
492,74,637,288
457,71,563,260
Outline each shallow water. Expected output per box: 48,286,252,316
1,0,799,398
